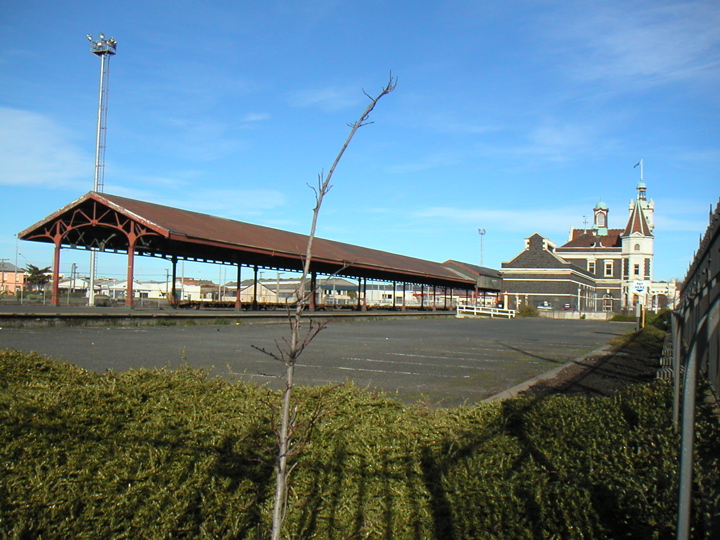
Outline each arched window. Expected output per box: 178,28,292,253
596,212,606,227
634,243,640,251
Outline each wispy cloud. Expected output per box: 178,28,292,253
472,120,619,163
104,174,191,199
164,189,288,219
289,86,362,111
411,205,584,234
240,112,270,123
146,116,252,162
387,151,464,174
0,107,91,188
652,197,717,232
547,0,720,88
422,112,500,135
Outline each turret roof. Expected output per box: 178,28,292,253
623,199,653,237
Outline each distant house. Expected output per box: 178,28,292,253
0,262,26,294
107,278,213,302
226,277,358,306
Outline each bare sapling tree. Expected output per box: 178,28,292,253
255,74,396,540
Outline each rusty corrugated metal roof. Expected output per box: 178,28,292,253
20,192,479,288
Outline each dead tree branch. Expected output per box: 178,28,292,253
268,73,396,540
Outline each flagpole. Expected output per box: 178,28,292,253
640,159,644,182
634,159,644,182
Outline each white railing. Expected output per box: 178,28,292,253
456,304,516,318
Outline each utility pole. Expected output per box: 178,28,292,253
86,33,117,307
14,235,19,297
0,258,7,293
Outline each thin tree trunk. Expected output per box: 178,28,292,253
270,74,396,540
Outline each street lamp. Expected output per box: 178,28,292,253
18,253,29,305
86,32,117,308
14,234,19,297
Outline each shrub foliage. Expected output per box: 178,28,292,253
1,349,718,538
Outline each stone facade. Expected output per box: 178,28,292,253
501,234,599,311
501,182,676,312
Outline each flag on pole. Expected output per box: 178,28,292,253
634,161,641,168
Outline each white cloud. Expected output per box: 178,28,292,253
0,107,91,187
290,86,362,111
240,112,270,123
422,112,501,135
472,120,619,163
548,0,720,88
152,116,251,161
387,151,463,174
411,205,583,233
163,189,288,219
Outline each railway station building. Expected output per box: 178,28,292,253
502,181,677,313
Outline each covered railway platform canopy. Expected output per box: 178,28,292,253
18,191,501,307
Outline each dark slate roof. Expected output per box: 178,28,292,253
502,233,569,269
502,233,595,279
560,229,623,248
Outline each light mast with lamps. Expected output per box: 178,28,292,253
478,228,486,267
86,33,117,307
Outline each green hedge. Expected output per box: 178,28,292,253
1,350,718,539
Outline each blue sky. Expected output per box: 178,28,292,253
1,0,718,284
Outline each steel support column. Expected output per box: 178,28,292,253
310,272,317,311
125,239,136,308
170,256,178,308
362,278,367,311
235,264,242,310
252,265,258,310
51,241,62,306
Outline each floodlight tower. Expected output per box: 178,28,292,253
87,33,117,306
478,228,486,267
87,33,116,192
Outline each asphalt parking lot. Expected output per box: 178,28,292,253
0,316,629,406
